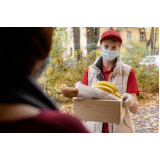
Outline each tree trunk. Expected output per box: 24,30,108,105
87,27,95,44
154,27,158,55
143,27,147,41
73,27,81,60
86,27,100,53
151,28,154,55
94,27,100,44
147,27,154,47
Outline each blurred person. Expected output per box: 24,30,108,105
0,27,89,133
81,30,139,133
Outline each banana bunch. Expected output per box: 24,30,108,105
91,81,122,98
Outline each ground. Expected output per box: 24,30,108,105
60,92,159,133
132,92,159,133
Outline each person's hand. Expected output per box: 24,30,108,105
121,93,135,108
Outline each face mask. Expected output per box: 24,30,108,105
101,48,119,62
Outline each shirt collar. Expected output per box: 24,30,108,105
102,61,114,73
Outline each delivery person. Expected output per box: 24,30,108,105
81,30,139,133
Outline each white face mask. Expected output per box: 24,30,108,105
101,47,119,62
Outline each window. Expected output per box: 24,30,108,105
140,32,144,40
127,31,131,40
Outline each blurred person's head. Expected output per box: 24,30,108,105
0,27,54,78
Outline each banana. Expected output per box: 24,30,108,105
91,81,121,98
115,92,122,97
113,92,122,98
92,85,115,94
91,81,118,92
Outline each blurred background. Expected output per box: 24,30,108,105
38,27,159,133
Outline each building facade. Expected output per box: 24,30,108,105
63,27,159,59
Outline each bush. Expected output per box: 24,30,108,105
38,28,101,106
120,40,159,93
38,30,159,106
39,49,101,106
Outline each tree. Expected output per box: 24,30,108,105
154,27,158,55
73,27,81,60
143,27,154,48
143,27,158,55
86,27,100,53
143,27,147,41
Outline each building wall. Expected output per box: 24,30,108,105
64,27,159,59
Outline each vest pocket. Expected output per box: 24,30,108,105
113,120,133,133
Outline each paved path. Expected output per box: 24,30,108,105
132,105,159,133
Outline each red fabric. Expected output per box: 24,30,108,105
100,30,122,43
81,62,139,133
102,122,109,133
127,69,139,95
0,109,89,133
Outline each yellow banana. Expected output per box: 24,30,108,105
113,92,122,98
91,81,121,98
91,81,118,92
116,92,122,97
92,85,115,94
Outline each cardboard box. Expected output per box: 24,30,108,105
73,98,125,124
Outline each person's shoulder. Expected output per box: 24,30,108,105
121,63,132,74
82,68,89,75
36,109,89,133
121,62,132,69
36,109,71,122
130,68,135,73
85,68,89,72
129,68,136,77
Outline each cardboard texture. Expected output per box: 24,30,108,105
73,98,125,124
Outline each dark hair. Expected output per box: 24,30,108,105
100,37,121,46
0,27,53,77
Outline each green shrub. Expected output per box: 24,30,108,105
120,40,159,93
38,30,159,106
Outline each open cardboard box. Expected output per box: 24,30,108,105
73,98,125,124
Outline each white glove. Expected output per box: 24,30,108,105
121,93,135,108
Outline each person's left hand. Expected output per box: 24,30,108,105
121,93,135,108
